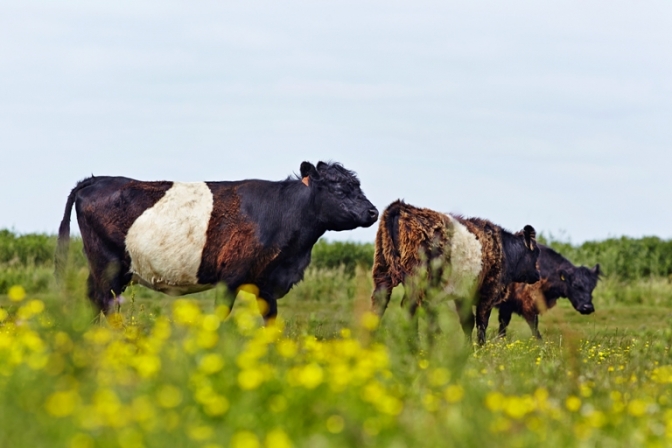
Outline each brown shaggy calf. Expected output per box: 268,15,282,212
371,200,541,345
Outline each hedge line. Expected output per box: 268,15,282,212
1,230,671,282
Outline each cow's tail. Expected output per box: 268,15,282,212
373,200,406,286
55,177,97,279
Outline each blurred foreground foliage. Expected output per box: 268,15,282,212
1,274,672,447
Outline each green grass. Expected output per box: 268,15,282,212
2,260,672,447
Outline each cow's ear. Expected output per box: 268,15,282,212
592,263,602,278
523,225,536,250
559,269,568,282
300,162,320,186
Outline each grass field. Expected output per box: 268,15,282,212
2,266,672,447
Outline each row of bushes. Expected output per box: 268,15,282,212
1,229,672,282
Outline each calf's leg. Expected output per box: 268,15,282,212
525,313,542,340
497,304,514,338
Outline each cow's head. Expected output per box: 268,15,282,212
300,161,378,231
559,264,600,315
507,225,541,284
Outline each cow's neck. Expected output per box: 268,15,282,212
279,182,325,253
500,231,523,284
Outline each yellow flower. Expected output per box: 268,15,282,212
277,339,298,358
188,425,214,441
566,396,581,412
133,354,161,378
627,399,647,417
201,314,220,332
360,312,380,331
237,284,260,297
265,429,293,448
202,395,230,416
173,299,202,325
45,390,80,417
445,385,464,403
503,395,535,420
69,433,94,448
326,415,345,433
8,285,26,302
199,353,225,374
239,369,265,390
232,430,260,448
485,392,506,412
297,363,323,389
157,385,183,408
0,308,7,322
652,366,672,384
430,368,450,387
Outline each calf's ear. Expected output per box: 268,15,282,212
592,263,602,278
523,225,537,250
300,162,320,184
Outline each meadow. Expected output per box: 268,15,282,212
1,231,672,447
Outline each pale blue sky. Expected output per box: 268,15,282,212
1,1,671,243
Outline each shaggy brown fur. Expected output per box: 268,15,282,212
371,200,540,346
497,281,550,339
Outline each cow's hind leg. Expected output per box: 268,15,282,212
475,303,492,346
371,277,394,318
87,257,128,315
454,299,475,345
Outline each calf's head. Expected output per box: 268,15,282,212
300,161,378,231
506,225,541,284
559,264,600,315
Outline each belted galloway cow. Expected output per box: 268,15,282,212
56,161,378,322
371,200,540,345
496,244,600,339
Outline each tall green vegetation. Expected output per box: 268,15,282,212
1,229,672,295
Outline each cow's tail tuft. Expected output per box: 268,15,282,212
55,177,97,279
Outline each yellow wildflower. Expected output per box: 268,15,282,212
232,430,260,448
326,415,345,433
45,390,80,417
265,429,293,448
445,385,464,403
8,285,26,302
566,396,582,412
157,385,183,408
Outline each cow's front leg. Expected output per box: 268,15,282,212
475,303,492,346
257,296,278,326
214,283,237,318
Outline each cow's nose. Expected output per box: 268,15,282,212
368,208,379,222
579,304,595,314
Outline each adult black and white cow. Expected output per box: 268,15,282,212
371,200,541,346
496,244,600,339
56,161,378,321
